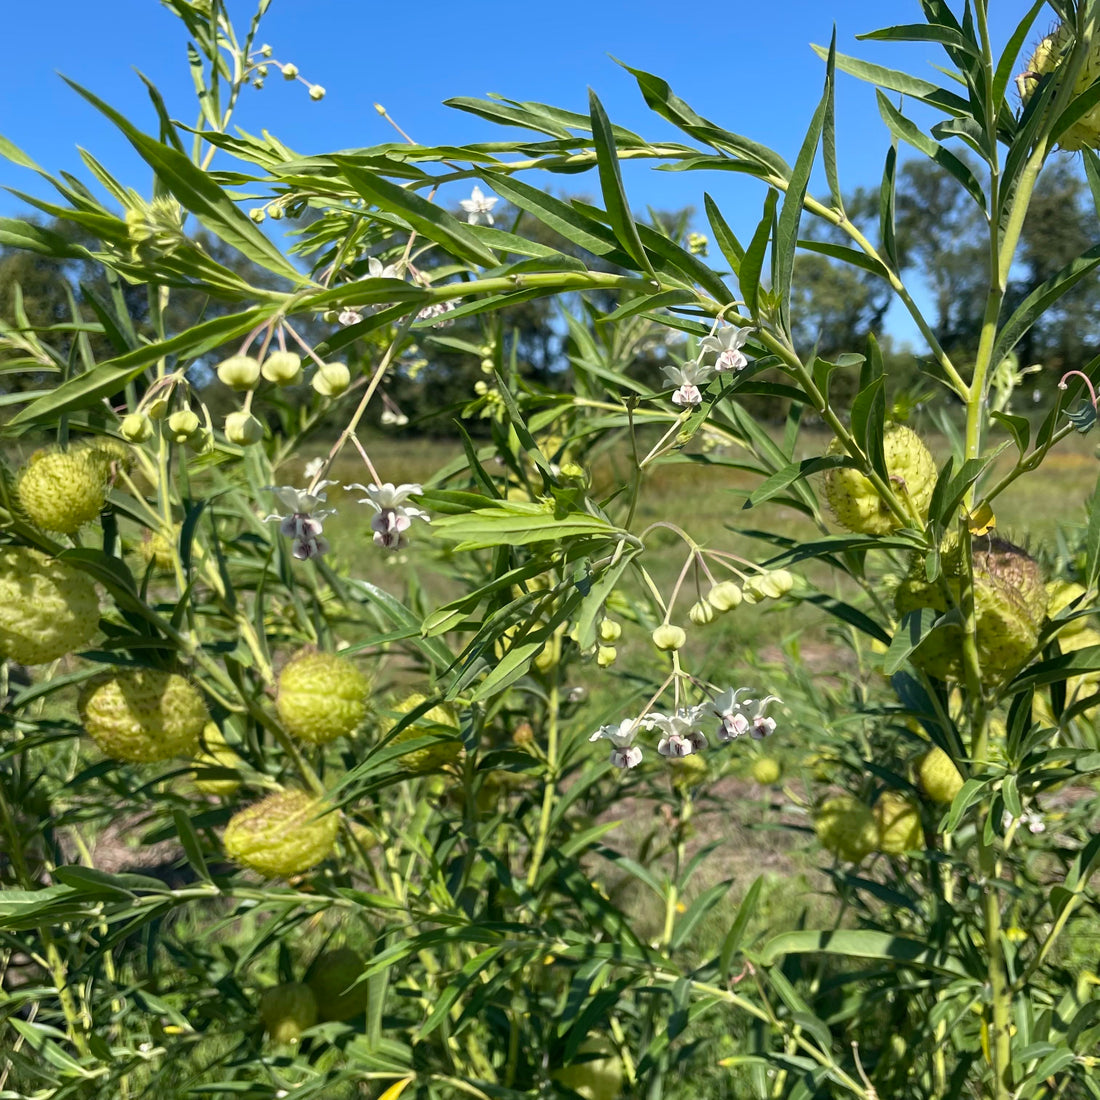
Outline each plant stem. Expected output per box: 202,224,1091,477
526,681,560,888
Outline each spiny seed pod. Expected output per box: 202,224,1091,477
223,789,339,877
276,651,369,744
823,426,936,535
752,756,783,785
307,948,369,1021
193,723,243,796
900,539,1046,682
873,792,923,854
312,361,350,396
706,581,742,612
120,413,154,442
1017,23,1100,150
224,411,264,446
80,669,207,763
0,546,99,664
382,692,463,773
814,796,878,863
259,982,318,1044
17,450,109,534
215,355,261,391
261,351,303,385
551,1040,625,1100
651,624,687,651
917,746,964,805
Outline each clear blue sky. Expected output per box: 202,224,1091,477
0,2,1045,338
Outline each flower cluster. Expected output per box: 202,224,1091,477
663,324,753,407
589,687,778,770
346,482,431,551
263,483,336,560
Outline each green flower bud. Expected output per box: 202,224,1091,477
596,645,618,668
167,409,201,443
224,411,264,446
309,84,325,100
651,624,687,651
146,396,170,420
312,361,350,396
216,355,262,390
597,619,622,643
281,63,299,79
706,581,742,612
689,600,716,625
261,351,303,385
120,413,153,442
249,208,266,223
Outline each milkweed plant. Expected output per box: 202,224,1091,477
1,1,1099,1097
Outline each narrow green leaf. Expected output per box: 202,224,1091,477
588,90,655,279
704,193,744,276
876,92,986,210
744,455,851,508
758,929,972,977
62,78,302,282
775,88,827,333
884,608,940,674
822,29,843,211
334,158,498,268
879,144,898,270
740,190,777,317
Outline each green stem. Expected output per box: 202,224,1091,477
525,681,560,889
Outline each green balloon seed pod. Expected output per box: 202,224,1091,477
80,668,207,763
0,546,99,665
223,789,339,877
276,650,369,744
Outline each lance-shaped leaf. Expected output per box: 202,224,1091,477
588,90,655,280
334,158,499,268
62,78,303,282
758,928,973,978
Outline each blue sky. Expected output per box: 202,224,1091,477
0,2,1048,338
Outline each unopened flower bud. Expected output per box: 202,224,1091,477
268,205,284,220
309,84,325,101
261,351,303,385
689,599,716,625
312,361,350,396
167,409,201,443
560,462,586,482
651,624,687,651
120,412,153,442
480,357,495,374
216,354,262,390
224,411,264,446
707,580,742,612
596,645,618,668
281,63,298,79
597,618,621,643
146,396,170,420
513,721,534,745
249,208,266,223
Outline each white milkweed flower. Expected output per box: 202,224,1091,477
663,359,712,407
338,308,363,327
418,299,458,327
263,482,336,560
302,457,327,482
651,706,708,757
710,688,779,742
459,185,498,225
700,324,752,372
367,256,402,280
589,718,644,769
1003,809,1045,834
346,481,431,551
